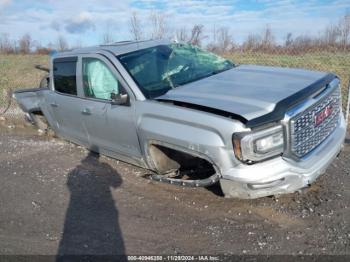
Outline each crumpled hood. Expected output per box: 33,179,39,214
157,65,334,127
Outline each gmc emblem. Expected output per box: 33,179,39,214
314,104,333,127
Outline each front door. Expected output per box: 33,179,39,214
78,55,142,159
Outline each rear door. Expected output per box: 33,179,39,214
77,54,142,159
48,56,88,145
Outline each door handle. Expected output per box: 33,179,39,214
50,102,58,107
81,108,92,115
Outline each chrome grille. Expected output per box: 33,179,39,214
290,85,341,158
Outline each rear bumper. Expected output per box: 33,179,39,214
220,115,346,199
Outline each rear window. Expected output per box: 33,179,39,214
53,57,77,95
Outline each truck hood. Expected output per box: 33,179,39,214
157,65,335,127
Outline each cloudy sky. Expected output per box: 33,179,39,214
0,0,349,47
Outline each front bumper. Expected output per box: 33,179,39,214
220,115,346,199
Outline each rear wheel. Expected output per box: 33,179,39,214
31,113,48,132
27,112,55,137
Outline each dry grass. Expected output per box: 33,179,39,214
0,54,49,105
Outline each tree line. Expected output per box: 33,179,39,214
0,34,70,54
128,11,350,54
0,11,349,55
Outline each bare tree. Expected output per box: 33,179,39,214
18,34,32,54
212,24,217,45
339,12,350,48
149,11,168,40
207,25,218,51
101,22,115,44
129,12,143,41
217,27,234,52
0,33,16,53
102,31,114,44
176,27,189,42
57,36,69,51
292,35,315,51
243,34,261,50
285,32,293,47
208,26,234,53
189,24,205,46
322,24,340,46
261,25,275,49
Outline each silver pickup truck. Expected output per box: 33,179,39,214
13,40,346,199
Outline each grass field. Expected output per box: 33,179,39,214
0,54,49,105
0,52,349,108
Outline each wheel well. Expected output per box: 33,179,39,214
28,110,48,131
148,143,216,179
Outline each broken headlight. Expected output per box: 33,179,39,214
233,125,284,163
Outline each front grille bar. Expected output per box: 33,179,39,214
286,79,341,158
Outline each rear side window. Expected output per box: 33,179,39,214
53,57,77,95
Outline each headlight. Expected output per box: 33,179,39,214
233,125,284,163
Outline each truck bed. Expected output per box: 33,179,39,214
12,88,49,113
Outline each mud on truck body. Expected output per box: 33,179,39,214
13,40,346,199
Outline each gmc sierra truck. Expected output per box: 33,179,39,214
13,40,346,199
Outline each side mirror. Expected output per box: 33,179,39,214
110,92,129,106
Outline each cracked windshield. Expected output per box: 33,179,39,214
118,43,234,98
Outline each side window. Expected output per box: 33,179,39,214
53,58,77,95
82,58,121,100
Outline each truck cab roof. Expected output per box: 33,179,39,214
54,39,171,58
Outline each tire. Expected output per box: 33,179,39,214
30,113,48,132
34,114,56,137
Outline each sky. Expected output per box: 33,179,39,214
0,0,349,47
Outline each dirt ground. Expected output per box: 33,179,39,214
0,120,349,257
